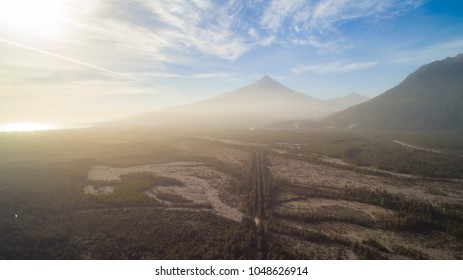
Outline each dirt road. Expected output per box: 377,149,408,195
253,150,268,259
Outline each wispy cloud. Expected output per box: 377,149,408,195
260,0,424,50
0,38,154,85
307,0,424,30
190,72,237,79
0,0,427,85
293,61,378,74
48,0,425,66
260,0,306,31
389,38,463,64
291,35,343,52
0,0,426,71
104,0,255,61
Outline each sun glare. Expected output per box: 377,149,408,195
0,123,57,132
0,0,68,37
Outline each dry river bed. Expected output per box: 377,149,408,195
84,161,243,222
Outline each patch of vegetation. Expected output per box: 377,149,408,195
392,244,428,260
269,221,350,246
222,130,463,178
0,159,92,259
352,241,387,260
273,208,375,228
362,238,389,253
155,192,192,203
73,209,239,259
273,179,463,238
88,172,185,207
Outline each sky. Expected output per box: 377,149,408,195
1,0,463,126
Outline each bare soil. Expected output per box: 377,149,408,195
269,155,463,208
83,185,114,195
86,161,243,222
268,154,463,259
274,233,350,259
275,198,395,222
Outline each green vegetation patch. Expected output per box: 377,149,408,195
88,172,185,206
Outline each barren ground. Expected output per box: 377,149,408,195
85,161,243,222
269,155,463,208
268,154,463,259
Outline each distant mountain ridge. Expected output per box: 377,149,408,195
325,53,463,131
118,76,369,128
324,92,370,111
207,76,319,104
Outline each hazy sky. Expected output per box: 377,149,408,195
1,0,463,125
